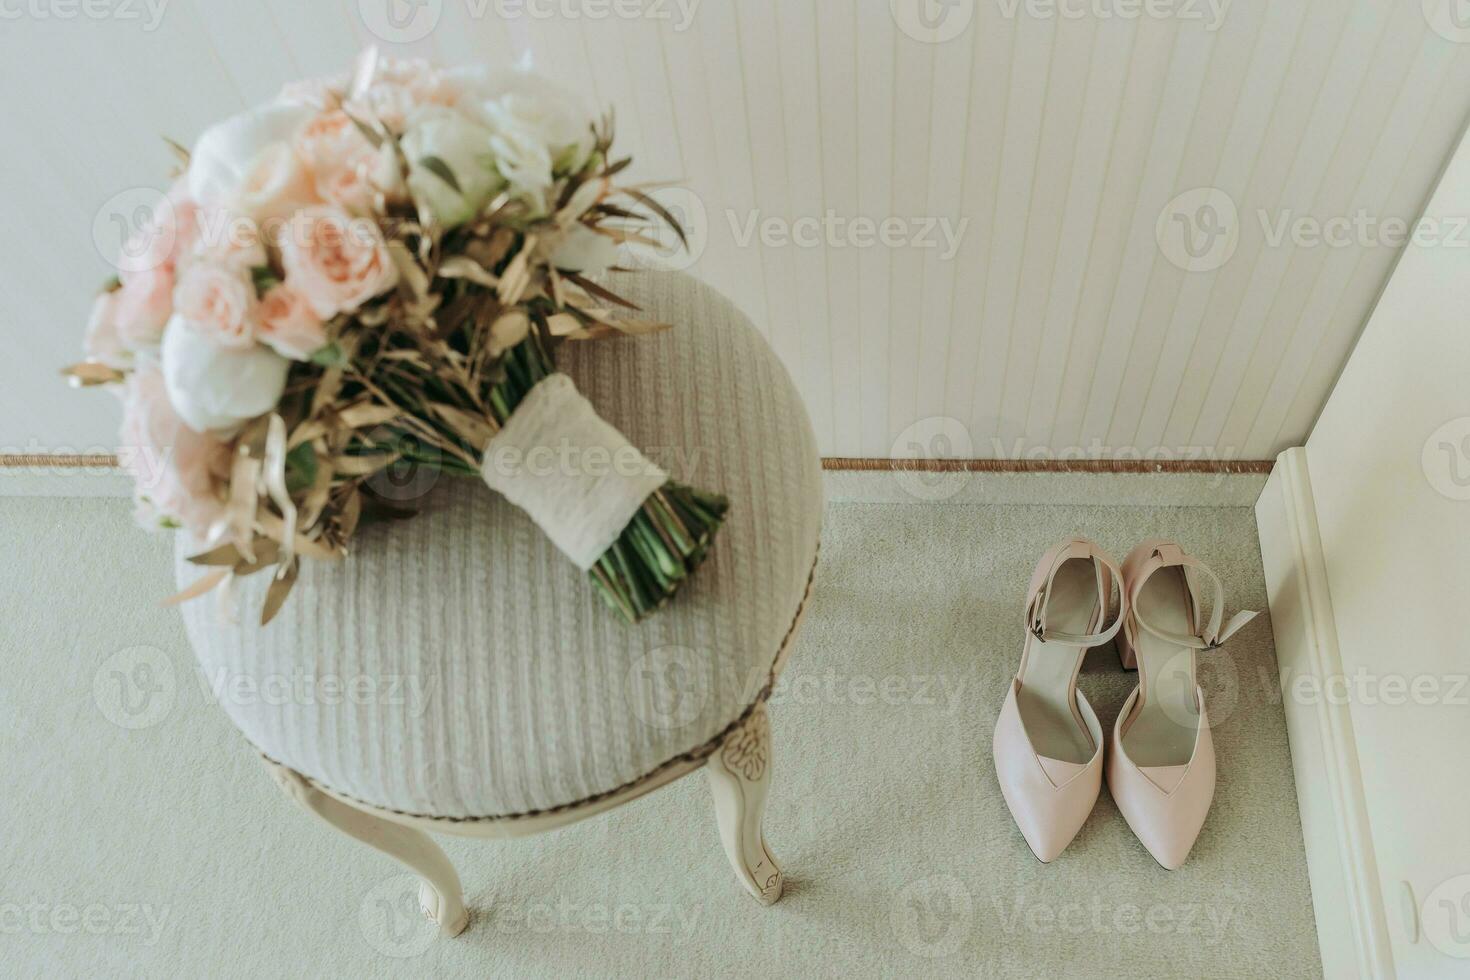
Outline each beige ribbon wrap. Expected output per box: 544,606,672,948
479,374,667,571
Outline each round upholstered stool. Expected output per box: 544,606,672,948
175,270,823,936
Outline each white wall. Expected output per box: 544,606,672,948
5,0,1470,460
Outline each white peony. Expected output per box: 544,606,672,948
189,101,316,221
450,69,596,203
161,315,291,432
400,107,503,228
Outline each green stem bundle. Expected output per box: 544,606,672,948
486,334,729,624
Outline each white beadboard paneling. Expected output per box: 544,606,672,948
997,13,1097,454
815,0,862,456
855,2,896,456
940,4,1015,448
1132,0,1307,453
1021,15,1131,449
6,0,1470,463
970,10,1054,445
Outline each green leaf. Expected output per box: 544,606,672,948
284,442,317,495
251,265,281,297
418,155,462,195
310,342,347,367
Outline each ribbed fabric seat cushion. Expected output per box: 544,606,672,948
175,270,823,819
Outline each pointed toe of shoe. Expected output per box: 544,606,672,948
993,682,1104,863
1130,816,1203,871
1106,689,1217,871
1015,794,1092,863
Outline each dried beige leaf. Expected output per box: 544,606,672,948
429,402,497,450
162,568,229,607
387,241,430,299
488,310,530,354
260,557,300,626
61,362,124,387
334,452,399,476
438,256,500,289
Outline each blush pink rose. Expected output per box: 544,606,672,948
119,364,228,534
346,59,457,131
279,72,349,110
116,179,200,277
175,263,258,349
112,265,174,345
294,110,399,212
280,206,399,319
234,142,319,224
258,284,327,361
189,207,269,270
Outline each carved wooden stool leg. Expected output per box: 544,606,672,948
705,703,784,905
263,758,470,937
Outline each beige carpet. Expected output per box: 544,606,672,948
1,483,1319,978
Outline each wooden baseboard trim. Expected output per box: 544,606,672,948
822,457,1274,474
0,454,120,468
2,455,1275,474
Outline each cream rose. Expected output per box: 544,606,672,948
174,263,258,349
258,284,328,361
161,314,291,433
401,107,502,227
453,70,596,203
280,206,400,319
189,101,318,223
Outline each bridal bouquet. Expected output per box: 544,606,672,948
67,50,727,625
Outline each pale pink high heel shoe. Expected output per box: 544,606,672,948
1107,540,1257,870
994,538,1124,862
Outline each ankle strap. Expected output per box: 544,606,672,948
1128,544,1257,650
1025,539,1125,647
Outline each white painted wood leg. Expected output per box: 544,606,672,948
705,703,784,905
263,759,469,937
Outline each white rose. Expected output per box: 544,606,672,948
550,225,620,275
451,68,596,203
189,101,317,222
401,107,503,228
161,315,290,432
